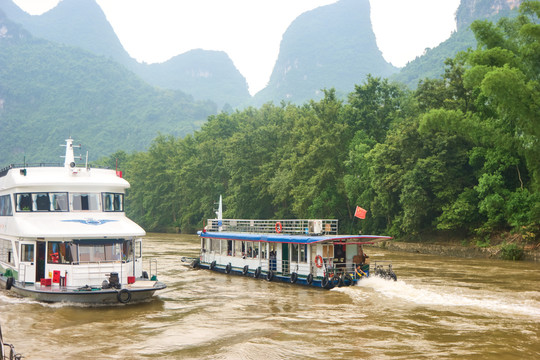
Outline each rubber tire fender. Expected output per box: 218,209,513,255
254,267,262,278
6,276,14,290
290,272,298,284
266,270,274,281
225,263,232,274
210,260,216,270
242,265,249,276
117,289,132,304
307,273,313,285
322,275,334,289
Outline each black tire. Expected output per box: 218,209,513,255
117,289,132,304
290,272,298,284
322,275,334,289
225,263,232,274
254,267,261,278
335,275,344,287
5,276,14,290
210,261,216,270
266,270,274,281
343,273,353,286
242,265,249,276
307,273,313,285
192,259,200,269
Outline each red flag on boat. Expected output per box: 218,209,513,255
354,206,367,219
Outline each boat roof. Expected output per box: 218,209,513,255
5,213,145,238
198,231,392,245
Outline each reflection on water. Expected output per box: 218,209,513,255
1,234,539,359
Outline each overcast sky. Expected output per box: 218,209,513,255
13,0,460,95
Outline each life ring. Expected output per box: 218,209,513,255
290,272,298,284
315,255,323,268
117,289,132,304
307,273,313,285
6,276,14,290
254,267,261,278
210,260,216,270
266,270,274,281
275,222,282,233
225,263,232,274
242,265,249,275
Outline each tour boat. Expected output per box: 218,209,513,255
186,197,396,289
0,138,166,304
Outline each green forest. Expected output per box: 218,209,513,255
100,3,539,248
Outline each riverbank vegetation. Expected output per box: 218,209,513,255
100,2,540,248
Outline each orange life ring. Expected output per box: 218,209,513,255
315,255,323,268
275,222,282,233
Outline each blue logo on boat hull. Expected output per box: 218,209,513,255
62,219,118,226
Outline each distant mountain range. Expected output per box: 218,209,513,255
0,0,523,164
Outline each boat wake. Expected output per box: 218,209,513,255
336,277,540,319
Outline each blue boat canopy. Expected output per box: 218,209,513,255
197,231,392,245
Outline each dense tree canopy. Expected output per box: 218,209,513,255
106,2,539,243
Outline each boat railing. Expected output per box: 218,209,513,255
148,258,158,280
0,162,115,178
206,219,338,235
70,261,123,286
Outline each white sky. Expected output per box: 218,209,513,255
13,0,460,95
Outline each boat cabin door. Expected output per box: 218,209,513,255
19,241,36,283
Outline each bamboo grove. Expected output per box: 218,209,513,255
99,2,540,242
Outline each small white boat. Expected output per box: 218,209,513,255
188,197,396,289
0,138,165,304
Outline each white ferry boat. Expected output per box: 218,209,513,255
186,197,396,289
0,138,166,304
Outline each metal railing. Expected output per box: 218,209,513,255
206,219,338,235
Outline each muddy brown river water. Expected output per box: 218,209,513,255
1,233,539,359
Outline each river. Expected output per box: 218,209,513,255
1,233,539,359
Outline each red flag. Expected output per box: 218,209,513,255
354,206,367,219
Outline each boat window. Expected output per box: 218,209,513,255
123,241,133,262
227,240,233,256
136,239,142,259
72,193,100,211
234,240,243,257
323,244,334,259
0,195,13,216
252,242,259,259
291,244,299,262
221,240,228,256
33,193,51,211
246,242,254,258
47,242,75,264
210,238,220,253
51,193,68,211
21,244,34,262
77,243,123,263
102,193,124,212
16,193,32,211
300,244,307,262
0,239,15,265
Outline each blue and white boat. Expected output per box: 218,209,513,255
0,138,166,304
186,197,396,289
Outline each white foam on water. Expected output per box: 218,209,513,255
338,277,540,319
